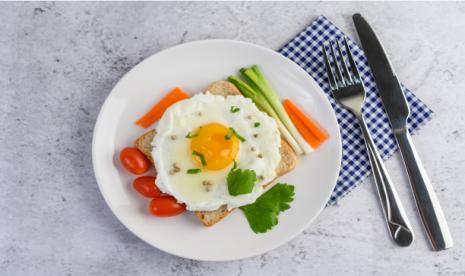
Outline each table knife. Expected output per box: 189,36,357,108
353,13,453,251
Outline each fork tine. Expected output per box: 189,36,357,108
343,37,361,81
322,45,337,89
336,40,352,84
330,42,345,86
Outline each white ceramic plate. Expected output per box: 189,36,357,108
92,39,341,261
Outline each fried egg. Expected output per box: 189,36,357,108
151,92,281,211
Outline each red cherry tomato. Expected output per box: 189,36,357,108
149,196,186,217
120,147,150,174
133,176,160,198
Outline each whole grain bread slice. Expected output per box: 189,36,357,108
134,80,298,226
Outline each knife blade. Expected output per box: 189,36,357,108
353,13,453,251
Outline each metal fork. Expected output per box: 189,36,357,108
323,38,414,246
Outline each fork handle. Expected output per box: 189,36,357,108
395,131,453,250
357,115,414,246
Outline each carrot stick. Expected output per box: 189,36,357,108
283,99,328,147
136,87,189,128
286,107,322,148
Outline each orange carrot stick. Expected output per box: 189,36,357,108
283,99,328,147
285,107,322,148
136,87,189,128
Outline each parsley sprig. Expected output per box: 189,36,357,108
240,183,295,233
227,161,256,196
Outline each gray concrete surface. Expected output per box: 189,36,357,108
1,2,465,275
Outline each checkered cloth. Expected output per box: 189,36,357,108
279,15,434,204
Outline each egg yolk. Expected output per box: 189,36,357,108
190,123,239,170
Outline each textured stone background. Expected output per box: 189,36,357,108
1,2,465,275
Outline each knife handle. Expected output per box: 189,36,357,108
395,131,453,250
357,116,414,246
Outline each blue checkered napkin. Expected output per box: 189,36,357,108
279,15,434,204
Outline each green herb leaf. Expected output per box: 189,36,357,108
192,151,207,166
224,127,246,142
227,163,256,196
225,130,233,140
230,106,240,113
186,168,201,174
254,122,260,128
240,183,295,233
185,132,199,139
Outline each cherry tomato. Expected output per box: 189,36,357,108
120,147,150,174
149,196,186,217
133,176,161,198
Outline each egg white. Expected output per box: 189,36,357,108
151,92,281,211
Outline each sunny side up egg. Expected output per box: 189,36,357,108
151,93,282,211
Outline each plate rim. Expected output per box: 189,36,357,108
92,38,342,261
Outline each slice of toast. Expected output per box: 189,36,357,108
134,129,157,164
134,80,298,226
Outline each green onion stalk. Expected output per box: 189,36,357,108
228,75,304,155
241,65,313,154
